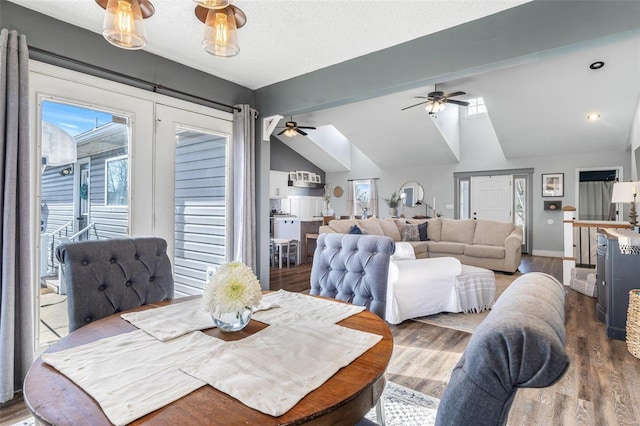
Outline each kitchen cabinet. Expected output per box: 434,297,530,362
596,229,640,340
269,171,290,198
289,196,325,219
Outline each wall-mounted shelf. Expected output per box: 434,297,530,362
289,180,324,189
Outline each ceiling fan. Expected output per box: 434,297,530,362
401,85,470,114
276,117,316,137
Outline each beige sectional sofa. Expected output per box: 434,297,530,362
318,217,523,273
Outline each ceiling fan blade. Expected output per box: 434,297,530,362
444,99,470,106
444,91,466,98
296,129,308,136
297,126,316,130
413,96,428,99
401,100,429,111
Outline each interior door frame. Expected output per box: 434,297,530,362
574,166,623,221
454,168,533,254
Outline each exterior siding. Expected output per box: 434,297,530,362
173,130,228,296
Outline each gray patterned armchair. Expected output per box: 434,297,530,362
56,237,174,332
310,233,395,319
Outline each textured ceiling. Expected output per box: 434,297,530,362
7,0,530,89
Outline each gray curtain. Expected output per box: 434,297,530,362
0,29,34,403
579,181,615,221
232,105,257,271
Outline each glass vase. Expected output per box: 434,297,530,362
212,307,252,332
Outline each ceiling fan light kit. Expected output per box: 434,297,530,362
401,85,471,114
97,0,154,50
96,0,246,57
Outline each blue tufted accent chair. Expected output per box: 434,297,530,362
310,233,395,319
56,237,174,332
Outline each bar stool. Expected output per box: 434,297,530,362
271,238,299,268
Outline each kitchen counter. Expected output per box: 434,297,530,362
273,218,323,264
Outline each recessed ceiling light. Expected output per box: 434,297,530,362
589,61,605,70
587,113,601,121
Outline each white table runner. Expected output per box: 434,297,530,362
252,290,365,325
179,321,382,417
121,298,280,341
608,229,640,255
42,330,215,426
121,298,213,341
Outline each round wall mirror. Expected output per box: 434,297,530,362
399,181,425,207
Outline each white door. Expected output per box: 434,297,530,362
470,175,513,221
154,104,233,296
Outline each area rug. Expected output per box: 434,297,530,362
412,272,518,333
9,417,35,426
365,381,439,425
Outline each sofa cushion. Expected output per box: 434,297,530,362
401,224,420,241
440,219,477,244
418,222,428,241
465,244,505,259
357,217,385,236
379,218,402,241
409,241,429,257
328,219,358,234
349,225,364,235
473,219,515,247
427,241,466,255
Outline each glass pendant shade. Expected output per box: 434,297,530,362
102,0,147,49
202,7,240,57
426,100,446,114
193,0,232,9
283,128,297,137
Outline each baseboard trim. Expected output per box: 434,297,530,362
531,249,564,258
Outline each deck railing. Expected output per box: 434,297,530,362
40,220,73,276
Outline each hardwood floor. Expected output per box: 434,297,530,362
3,255,639,425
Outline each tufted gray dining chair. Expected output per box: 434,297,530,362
310,233,396,320
56,237,174,332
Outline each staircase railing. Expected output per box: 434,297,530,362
40,220,73,276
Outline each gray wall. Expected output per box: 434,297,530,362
270,138,325,197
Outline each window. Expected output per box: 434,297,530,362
105,155,128,206
465,97,487,117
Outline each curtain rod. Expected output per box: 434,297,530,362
347,178,380,181
28,46,242,113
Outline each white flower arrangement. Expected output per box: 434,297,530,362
202,261,262,316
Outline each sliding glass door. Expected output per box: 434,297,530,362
154,104,233,296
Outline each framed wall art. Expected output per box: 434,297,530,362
542,173,564,197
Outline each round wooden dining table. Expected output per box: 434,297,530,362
23,296,393,425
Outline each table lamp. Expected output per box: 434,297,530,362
611,181,638,226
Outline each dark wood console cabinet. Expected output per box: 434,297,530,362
596,229,640,340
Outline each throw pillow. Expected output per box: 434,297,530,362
349,225,363,234
418,222,429,241
401,224,420,242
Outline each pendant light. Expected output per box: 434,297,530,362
96,0,155,50
193,0,232,9
195,5,246,58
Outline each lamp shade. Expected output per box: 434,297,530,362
611,182,639,203
202,7,240,57
102,0,148,49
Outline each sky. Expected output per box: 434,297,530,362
42,101,113,137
